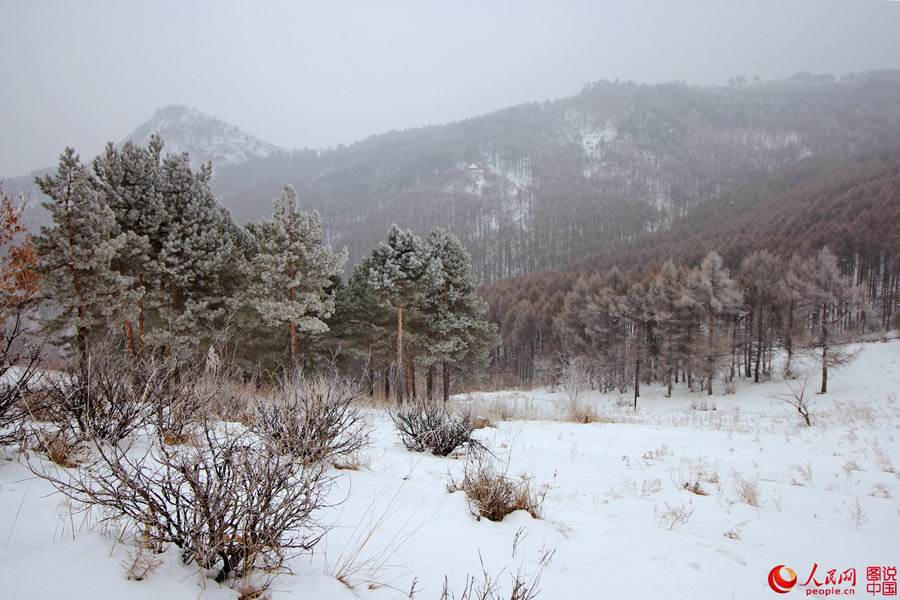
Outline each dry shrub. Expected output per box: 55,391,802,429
26,427,85,468
30,421,331,588
439,549,554,600
30,346,161,444
449,456,544,522
252,375,369,464
390,398,482,457
566,401,598,424
0,315,39,446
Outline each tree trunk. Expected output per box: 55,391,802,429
754,306,763,383
396,302,404,403
426,364,435,399
633,358,640,410
442,361,451,403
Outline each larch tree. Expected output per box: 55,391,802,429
739,250,784,383
33,148,133,358
795,246,860,394
687,251,743,394
243,184,346,367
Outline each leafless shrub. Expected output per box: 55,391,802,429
24,426,86,467
654,501,695,531
559,355,589,407
252,375,369,464
621,476,662,499
724,519,749,540
30,348,160,444
448,456,544,522
773,373,814,427
0,315,40,446
29,421,331,588
390,398,482,456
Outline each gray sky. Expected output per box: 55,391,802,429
2,0,899,177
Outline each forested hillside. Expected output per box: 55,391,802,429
208,70,900,282
482,143,900,386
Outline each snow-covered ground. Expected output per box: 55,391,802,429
2,340,898,599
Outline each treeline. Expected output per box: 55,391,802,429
490,248,866,396
17,139,495,393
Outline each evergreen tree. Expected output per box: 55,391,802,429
33,148,132,358
365,225,443,401
242,184,346,367
421,229,498,401
92,138,164,355
150,153,240,352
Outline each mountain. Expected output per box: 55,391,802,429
6,71,900,286
2,104,288,225
124,104,287,168
208,70,900,283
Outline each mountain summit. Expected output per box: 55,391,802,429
124,105,287,168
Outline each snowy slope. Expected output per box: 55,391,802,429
125,105,287,169
1,340,898,599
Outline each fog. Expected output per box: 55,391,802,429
2,0,899,177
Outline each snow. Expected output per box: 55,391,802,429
2,339,899,599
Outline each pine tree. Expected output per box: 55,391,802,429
33,148,132,358
365,225,443,401
421,229,498,401
92,138,164,355
150,153,240,352
243,184,346,367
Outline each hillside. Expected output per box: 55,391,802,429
209,70,900,282
6,70,900,285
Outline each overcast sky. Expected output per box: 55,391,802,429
2,0,899,177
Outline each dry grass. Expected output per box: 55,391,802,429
449,457,545,522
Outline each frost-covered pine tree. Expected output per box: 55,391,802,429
365,225,443,401
243,184,346,367
151,153,240,352
92,137,164,355
33,148,133,358
421,229,498,401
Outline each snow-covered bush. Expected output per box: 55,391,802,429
31,421,330,587
252,375,369,464
390,398,481,456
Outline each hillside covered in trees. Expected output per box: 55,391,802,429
482,142,900,387
204,70,900,283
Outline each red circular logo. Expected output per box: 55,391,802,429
768,565,798,593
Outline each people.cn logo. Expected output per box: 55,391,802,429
769,565,798,593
